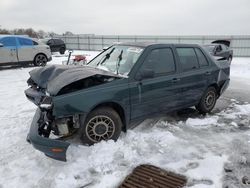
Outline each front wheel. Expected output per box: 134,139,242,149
196,87,217,114
80,107,122,145
34,54,47,66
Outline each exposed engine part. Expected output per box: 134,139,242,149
37,113,51,138
73,114,80,128
55,118,70,135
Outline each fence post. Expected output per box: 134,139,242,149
88,36,90,50
202,36,205,44
77,35,80,50
102,36,104,49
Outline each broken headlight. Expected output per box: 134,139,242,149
39,96,52,110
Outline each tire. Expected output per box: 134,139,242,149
196,87,217,114
80,107,122,145
33,54,47,66
228,56,232,65
59,47,65,55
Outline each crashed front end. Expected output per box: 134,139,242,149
25,65,121,161
25,85,81,161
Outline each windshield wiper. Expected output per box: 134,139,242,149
96,48,115,67
116,50,123,74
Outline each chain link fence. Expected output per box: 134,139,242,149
54,35,250,57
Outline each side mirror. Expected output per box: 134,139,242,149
0,43,3,47
135,69,154,80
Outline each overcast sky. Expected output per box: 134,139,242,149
0,0,250,35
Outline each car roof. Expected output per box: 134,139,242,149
116,42,200,48
0,35,29,39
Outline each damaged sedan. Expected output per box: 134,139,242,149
25,43,230,161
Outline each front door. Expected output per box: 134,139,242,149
0,37,18,64
130,47,182,120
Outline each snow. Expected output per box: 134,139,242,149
0,56,250,188
186,116,219,127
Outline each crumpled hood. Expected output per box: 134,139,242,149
29,65,121,95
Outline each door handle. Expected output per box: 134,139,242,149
171,78,180,83
205,71,211,75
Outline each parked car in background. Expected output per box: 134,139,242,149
41,38,66,54
0,35,52,67
203,40,233,64
25,42,230,161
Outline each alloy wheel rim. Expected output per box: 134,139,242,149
86,115,115,143
36,55,46,66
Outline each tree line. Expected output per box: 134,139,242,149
0,28,74,38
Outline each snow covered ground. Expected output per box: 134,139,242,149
0,53,250,188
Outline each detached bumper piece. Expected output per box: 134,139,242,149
27,109,70,161
119,164,187,188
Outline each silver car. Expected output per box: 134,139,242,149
0,35,52,67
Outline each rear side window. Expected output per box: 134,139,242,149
0,37,16,47
195,48,209,67
18,38,33,46
142,48,176,76
176,48,199,71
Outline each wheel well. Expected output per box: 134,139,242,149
34,53,48,62
208,84,220,96
91,102,126,131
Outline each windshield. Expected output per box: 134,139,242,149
88,45,144,76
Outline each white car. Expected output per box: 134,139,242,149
0,35,52,67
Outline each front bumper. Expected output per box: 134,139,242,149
27,108,70,161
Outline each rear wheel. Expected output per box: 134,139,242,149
196,87,217,114
80,107,122,145
34,54,47,66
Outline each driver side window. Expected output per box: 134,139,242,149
141,48,176,77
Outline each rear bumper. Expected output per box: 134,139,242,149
27,108,70,161
220,79,230,95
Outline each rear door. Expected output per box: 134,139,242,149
17,37,36,62
175,47,209,106
0,37,18,64
130,46,182,120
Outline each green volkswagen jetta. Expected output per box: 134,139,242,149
25,42,230,161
